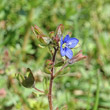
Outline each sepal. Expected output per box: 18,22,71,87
32,25,50,46
55,24,64,38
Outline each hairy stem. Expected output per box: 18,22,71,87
48,47,58,110
33,87,44,93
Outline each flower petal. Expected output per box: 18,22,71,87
60,47,66,56
66,38,79,48
64,35,70,43
60,36,64,46
65,47,73,59
60,36,66,56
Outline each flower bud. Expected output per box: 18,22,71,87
32,25,50,45
55,24,64,38
44,60,53,74
53,35,60,44
49,31,55,38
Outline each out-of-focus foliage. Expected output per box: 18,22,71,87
0,0,110,110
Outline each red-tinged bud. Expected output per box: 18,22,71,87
34,25,46,36
45,60,53,68
45,60,53,65
32,25,50,45
68,50,87,64
49,31,55,38
55,24,64,38
53,35,60,44
32,26,46,38
44,60,53,74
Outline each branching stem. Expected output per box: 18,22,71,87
48,47,58,110
53,63,69,78
33,87,44,93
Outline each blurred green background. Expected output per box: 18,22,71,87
0,0,110,110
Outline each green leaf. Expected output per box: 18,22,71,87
55,61,64,67
43,59,53,74
44,67,51,74
49,31,55,38
16,68,35,88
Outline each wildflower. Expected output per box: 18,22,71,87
60,35,79,59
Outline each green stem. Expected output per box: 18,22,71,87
93,70,100,110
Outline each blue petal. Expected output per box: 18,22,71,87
66,38,79,48
60,47,66,56
60,36,64,46
65,47,73,59
60,36,66,56
64,35,70,43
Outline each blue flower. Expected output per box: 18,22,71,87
60,35,79,59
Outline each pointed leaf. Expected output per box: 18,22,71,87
22,68,35,88
16,68,35,88
34,25,46,37
49,31,55,38
55,61,64,67
44,67,51,74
